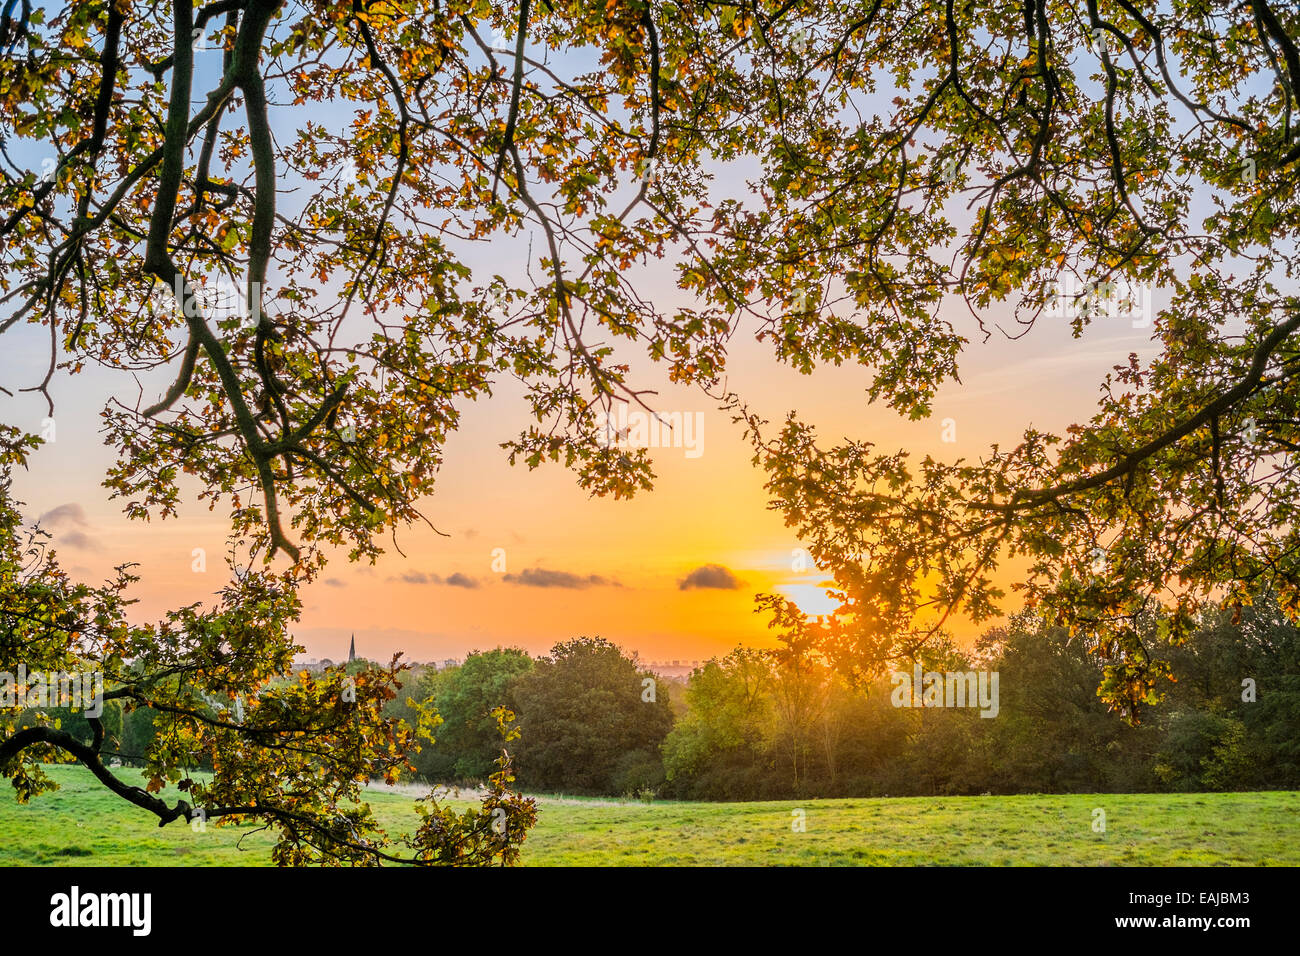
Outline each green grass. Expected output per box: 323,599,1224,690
3,764,1297,865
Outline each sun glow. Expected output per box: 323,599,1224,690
776,582,842,618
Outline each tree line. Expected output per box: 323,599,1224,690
393,597,1300,799
28,596,1298,801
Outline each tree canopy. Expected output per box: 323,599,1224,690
508,636,673,793
413,647,534,780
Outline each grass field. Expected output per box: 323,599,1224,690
3,765,1297,866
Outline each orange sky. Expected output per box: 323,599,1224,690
0,38,1182,668
1,287,1163,665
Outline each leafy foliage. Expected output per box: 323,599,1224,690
411,648,534,781
508,637,673,794
661,599,1300,799
4,0,1300,855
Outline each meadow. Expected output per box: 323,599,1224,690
2,765,1297,866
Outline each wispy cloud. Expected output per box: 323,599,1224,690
388,570,482,588
679,564,744,590
36,502,99,551
503,568,620,589
396,571,436,584
38,502,89,528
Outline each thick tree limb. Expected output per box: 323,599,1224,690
982,313,1300,511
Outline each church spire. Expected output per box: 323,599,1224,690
348,634,356,662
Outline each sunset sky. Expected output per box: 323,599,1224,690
0,276,1162,665
0,23,1187,669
